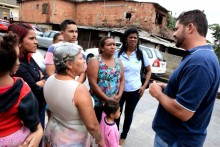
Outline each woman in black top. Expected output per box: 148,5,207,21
9,23,48,132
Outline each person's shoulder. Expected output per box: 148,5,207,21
75,83,90,100
76,44,83,50
88,56,99,65
114,49,120,57
115,49,120,54
47,44,56,52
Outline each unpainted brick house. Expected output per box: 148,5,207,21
17,0,185,74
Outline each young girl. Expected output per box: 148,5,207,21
0,33,43,146
100,100,121,147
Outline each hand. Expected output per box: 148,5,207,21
149,81,163,98
36,80,46,87
156,82,167,89
21,124,43,147
138,86,145,98
39,70,44,79
114,95,121,102
97,140,104,147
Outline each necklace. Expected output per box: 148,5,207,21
66,73,76,80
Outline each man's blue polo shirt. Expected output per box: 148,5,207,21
114,49,150,92
152,45,220,146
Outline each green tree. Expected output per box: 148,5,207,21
166,13,176,30
209,24,220,61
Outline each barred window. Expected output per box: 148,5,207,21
42,3,48,14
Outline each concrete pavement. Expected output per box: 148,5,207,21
81,76,220,147
118,89,220,147
38,48,219,147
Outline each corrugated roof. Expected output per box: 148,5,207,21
77,25,183,50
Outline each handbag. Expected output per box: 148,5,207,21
140,51,146,85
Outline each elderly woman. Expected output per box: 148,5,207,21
43,42,103,146
0,34,43,146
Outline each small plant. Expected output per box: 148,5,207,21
166,13,176,30
209,24,220,62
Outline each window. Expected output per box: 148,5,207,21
42,3,48,14
49,31,58,38
36,4,39,10
125,12,132,21
155,12,163,25
139,46,153,59
43,31,50,37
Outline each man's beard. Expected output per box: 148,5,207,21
175,35,184,48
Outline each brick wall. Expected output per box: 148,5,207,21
19,0,75,23
19,1,173,39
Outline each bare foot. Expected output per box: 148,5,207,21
119,139,125,146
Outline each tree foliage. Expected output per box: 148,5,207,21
166,13,176,30
209,24,220,61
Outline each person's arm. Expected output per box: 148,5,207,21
44,46,55,76
114,60,125,101
142,65,151,88
87,57,110,101
149,81,194,121
18,83,43,147
16,63,44,92
139,65,151,97
46,64,55,76
15,63,45,106
21,124,43,147
74,84,103,146
76,72,86,83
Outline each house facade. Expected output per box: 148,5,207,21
0,0,19,21
18,0,173,40
17,0,184,75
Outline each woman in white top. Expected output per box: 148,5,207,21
43,42,103,147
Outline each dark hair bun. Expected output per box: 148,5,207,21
2,33,18,49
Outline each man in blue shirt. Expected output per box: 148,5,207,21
149,10,220,147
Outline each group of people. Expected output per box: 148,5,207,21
0,9,219,147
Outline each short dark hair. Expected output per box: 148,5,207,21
176,9,208,37
99,36,113,54
0,33,19,73
53,33,62,42
60,19,76,31
103,100,120,117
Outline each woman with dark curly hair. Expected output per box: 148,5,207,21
0,33,43,146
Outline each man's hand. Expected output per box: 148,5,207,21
156,82,167,89
149,81,163,98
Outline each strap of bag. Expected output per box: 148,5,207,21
140,50,145,70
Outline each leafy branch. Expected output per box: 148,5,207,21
209,24,220,61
